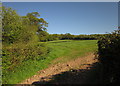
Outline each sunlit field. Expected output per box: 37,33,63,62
3,40,98,84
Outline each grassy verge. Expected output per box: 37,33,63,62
3,40,98,84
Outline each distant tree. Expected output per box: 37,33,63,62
26,12,48,31
26,12,48,41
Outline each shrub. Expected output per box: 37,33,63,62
2,42,48,71
97,30,120,83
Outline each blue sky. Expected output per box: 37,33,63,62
3,2,118,35
118,2,120,26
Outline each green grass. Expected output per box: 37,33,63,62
46,40,98,63
3,40,98,84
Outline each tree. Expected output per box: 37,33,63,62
26,12,48,31
2,6,23,43
26,12,49,41
2,6,49,76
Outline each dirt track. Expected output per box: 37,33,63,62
20,53,99,84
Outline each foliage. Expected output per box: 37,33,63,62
38,30,49,42
3,40,97,84
46,33,107,41
2,6,49,82
3,5,119,84
2,6,23,43
97,30,120,83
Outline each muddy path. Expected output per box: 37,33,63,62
19,53,101,85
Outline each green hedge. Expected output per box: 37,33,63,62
2,43,48,72
98,30,120,83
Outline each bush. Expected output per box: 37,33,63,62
97,30,120,83
2,6,49,72
2,42,48,71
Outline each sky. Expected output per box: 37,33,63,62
1,0,119,2
118,2,120,26
3,2,118,35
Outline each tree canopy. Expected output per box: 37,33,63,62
2,6,48,44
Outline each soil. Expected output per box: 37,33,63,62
19,53,99,85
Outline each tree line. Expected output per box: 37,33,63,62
45,33,109,41
2,6,120,84
2,6,107,74
1,6,114,72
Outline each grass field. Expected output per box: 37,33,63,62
3,40,98,84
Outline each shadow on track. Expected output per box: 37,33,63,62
32,62,103,85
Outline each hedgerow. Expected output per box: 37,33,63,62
97,30,120,83
2,6,49,79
